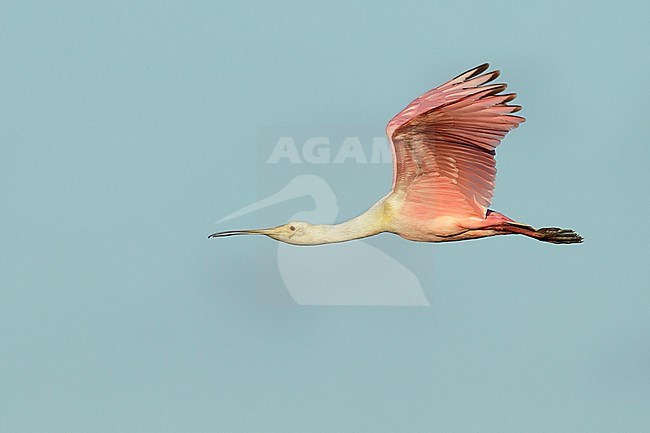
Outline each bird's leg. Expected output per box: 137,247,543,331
496,222,583,244
480,211,582,244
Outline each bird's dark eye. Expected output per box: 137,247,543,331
289,226,296,231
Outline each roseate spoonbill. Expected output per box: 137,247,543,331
217,175,429,305
210,63,583,246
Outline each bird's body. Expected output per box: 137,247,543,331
211,64,582,246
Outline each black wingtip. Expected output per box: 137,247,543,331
454,63,490,81
472,83,508,99
472,63,490,77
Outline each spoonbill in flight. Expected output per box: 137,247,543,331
210,63,583,246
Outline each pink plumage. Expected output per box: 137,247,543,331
388,63,524,219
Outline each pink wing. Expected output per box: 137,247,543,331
387,63,525,219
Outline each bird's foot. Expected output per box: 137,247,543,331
535,227,583,244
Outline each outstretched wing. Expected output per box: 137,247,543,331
387,63,525,219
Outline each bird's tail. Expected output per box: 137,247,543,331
501,222,583,244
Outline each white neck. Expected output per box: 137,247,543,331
299,203,387,245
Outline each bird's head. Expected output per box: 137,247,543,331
208,220,317,245
210,175,336,246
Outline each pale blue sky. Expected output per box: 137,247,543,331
1,1,649,432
